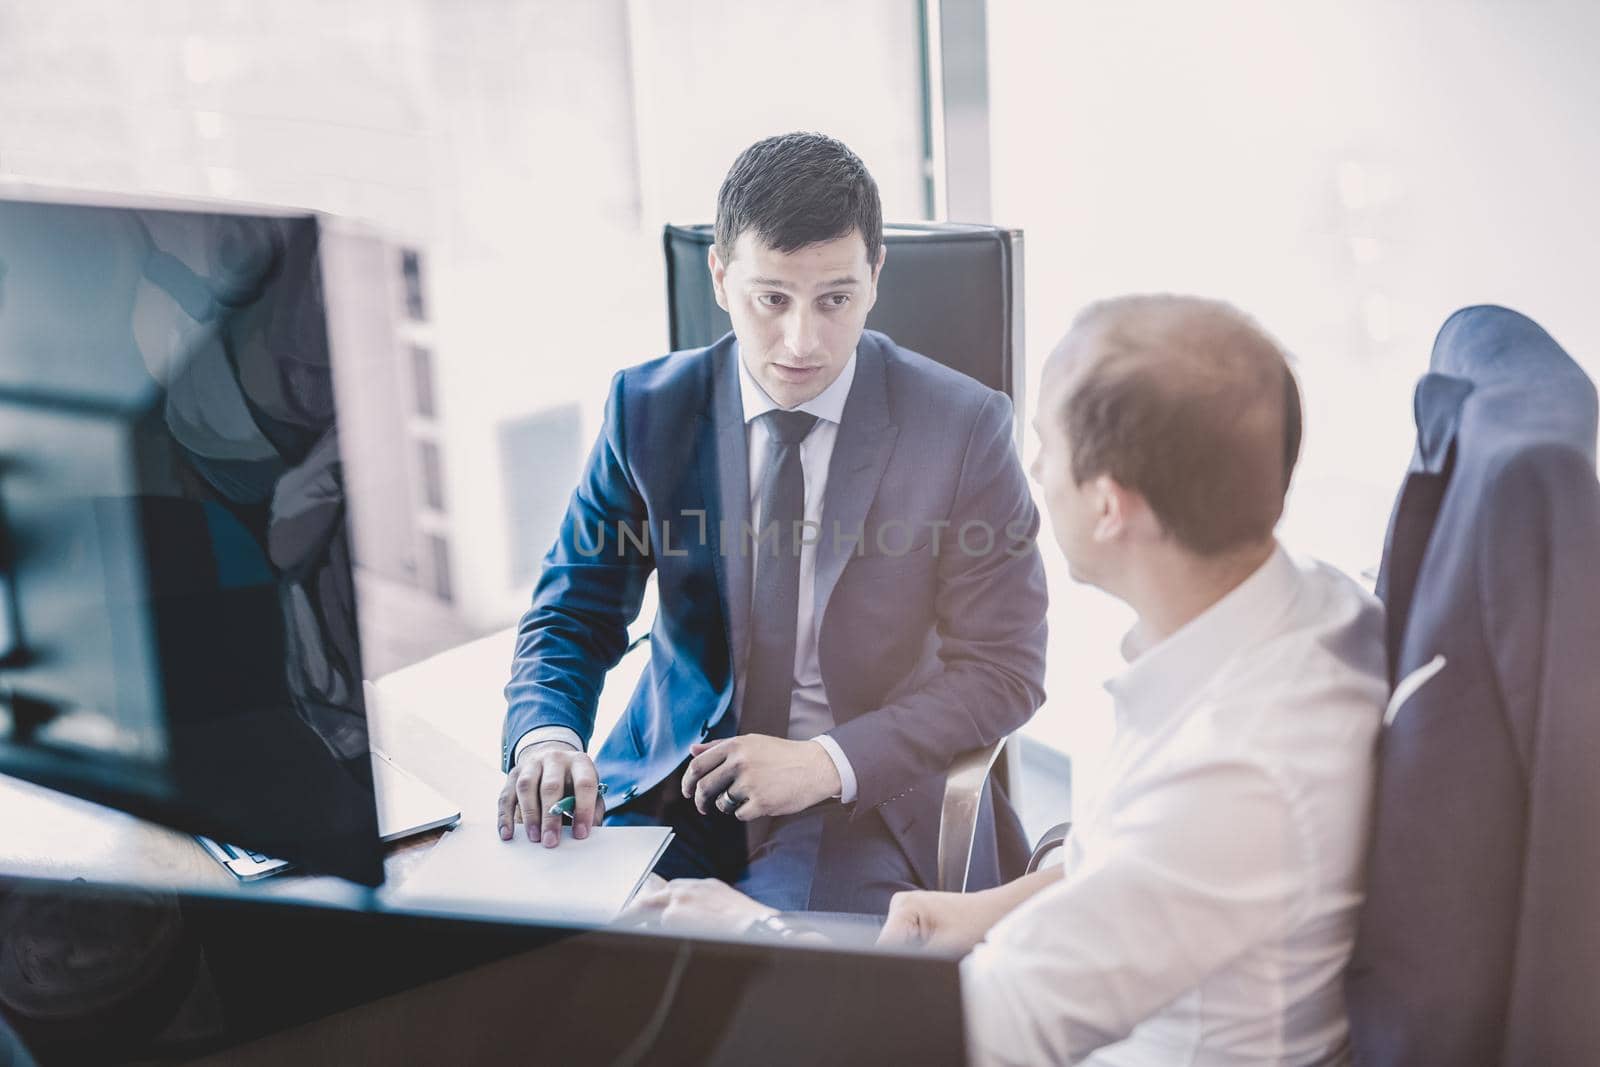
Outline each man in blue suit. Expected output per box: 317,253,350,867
496,133,1048,914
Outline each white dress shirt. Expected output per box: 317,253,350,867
735,348,858,802
516,351,861,803
962,546,1386,1066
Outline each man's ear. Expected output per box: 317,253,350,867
860,243,888,317
708,245,730,312
1104,478,1168,545
1092,475,1128,544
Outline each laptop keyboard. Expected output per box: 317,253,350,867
217,839,273,865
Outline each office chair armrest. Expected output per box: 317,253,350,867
1025,821,1072,875
936,737,1010,893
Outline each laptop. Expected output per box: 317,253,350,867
198,749,461,881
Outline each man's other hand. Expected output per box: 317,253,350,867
622,877,777,936
878,890,993,954
680,735,842,820
497,741,604,847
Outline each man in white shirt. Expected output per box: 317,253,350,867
880,294,1388,1064
631,293,1387,1061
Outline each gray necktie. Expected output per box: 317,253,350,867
740,409,819,741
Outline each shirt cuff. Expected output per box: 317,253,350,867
811,734,858,804
512,726,583,766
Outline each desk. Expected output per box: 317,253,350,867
0,691,488,905
0,707,456,906
0,625,645,902
0,634,969,1066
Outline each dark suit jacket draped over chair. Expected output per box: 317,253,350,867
1346,305,1600,1065
503,329,1048,890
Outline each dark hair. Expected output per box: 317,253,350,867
714,132,883,266
1056,295,1302,557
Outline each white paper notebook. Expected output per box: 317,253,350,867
383,822,673,926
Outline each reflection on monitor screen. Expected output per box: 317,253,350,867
0,195,382,886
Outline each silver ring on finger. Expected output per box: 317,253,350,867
719,790,745,814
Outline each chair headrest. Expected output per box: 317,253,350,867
1423,305,1596,462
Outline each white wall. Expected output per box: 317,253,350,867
424,0,927,627
626,0,928,226
0,0,927,646
988,0,1600,783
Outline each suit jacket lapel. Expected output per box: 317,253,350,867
1377,372,1473,686
815,336,899,630
699,339,751,699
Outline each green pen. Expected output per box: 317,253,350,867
546,782,608,820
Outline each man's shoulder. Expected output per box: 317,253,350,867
1282,552,1385,663
613,337,727,408
1192,554,1386,752
867,330,1009,425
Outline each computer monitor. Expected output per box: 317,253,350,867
0,193,383,885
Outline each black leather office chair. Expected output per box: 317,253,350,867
663,222,1028,892
1345,306,1600,1064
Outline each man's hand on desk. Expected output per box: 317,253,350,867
497,741,605,847
681,735,842,820
623,876,778,935
878,868,1065,954
877,890,998,954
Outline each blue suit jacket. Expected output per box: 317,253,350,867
1346,306,1600,1064
503,330,1048,887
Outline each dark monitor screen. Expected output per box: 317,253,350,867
0,195,382,886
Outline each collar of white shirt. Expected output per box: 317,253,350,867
1104,544,1299,729
735,347,858,426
